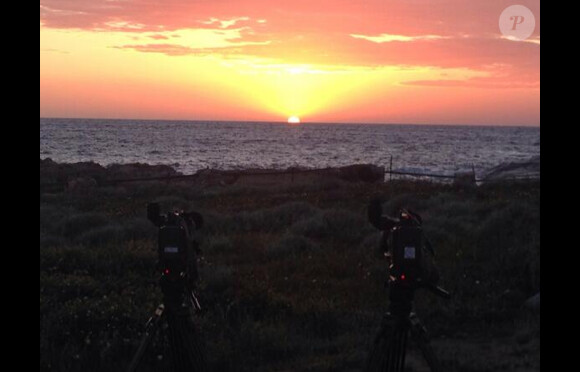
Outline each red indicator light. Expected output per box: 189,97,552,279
401,275,406,281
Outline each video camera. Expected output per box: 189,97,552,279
365,200,450,372
368,199,447,297
127,205,207,372
147,203,204,299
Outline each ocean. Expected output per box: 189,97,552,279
39,118,540,177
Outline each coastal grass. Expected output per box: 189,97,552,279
40,178,540,372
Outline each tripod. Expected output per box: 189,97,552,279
365,284,450,372
127,285,208,372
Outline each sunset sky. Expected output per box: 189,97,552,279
40,0,540,126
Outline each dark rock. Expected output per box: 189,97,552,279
40,160,384,191
337,164,385,183
40,159,106,188
194,169,238,186
194,165,385,187
106,163,180,180
40,160,180,191
67,177,99,193
454,172,477,188
484,156,540,182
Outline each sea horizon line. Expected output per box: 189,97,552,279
40,117,541,129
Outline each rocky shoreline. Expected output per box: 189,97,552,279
40,156,540,192
483,155,540,181
40,158,180,184
40,158,387,190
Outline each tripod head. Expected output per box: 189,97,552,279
148,203,204,231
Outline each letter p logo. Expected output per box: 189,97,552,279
510,16,526,31
500,5,536,41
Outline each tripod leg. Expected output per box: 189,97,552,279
127,305,166,372
392,327,408,372
365,313,408,372
409,313,443,372
166,305,209,372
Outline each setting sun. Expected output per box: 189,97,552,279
288,116,301,124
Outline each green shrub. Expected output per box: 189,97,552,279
290,209,371,245
475,202,540,292
243,202,320,232
201,265,235,294
322,209,372,244
383,193,430,215
62,213,110,238
359,232,384,258
121,217,156,241
293,309,342,339
40,178,540,372
40,204,69,234
267,234,319,259
152,195,191,211
77,225,126,247
40,233,65,248
290,213,327,238
206,236,236,254
236,320,300,362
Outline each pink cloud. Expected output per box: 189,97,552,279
39,0,540,36
41,0,540,88
114,44,200,57
402,77,540,90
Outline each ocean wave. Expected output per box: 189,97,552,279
40,119,540,177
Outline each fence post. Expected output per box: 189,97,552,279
390,156,393,182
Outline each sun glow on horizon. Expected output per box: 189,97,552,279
288,116,301,124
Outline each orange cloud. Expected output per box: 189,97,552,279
40,0,540,71
350,34,450,43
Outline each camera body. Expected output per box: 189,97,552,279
369,200,438,289
386,212,430,287
148,203,204,297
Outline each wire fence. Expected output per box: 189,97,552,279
386,170,457,180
